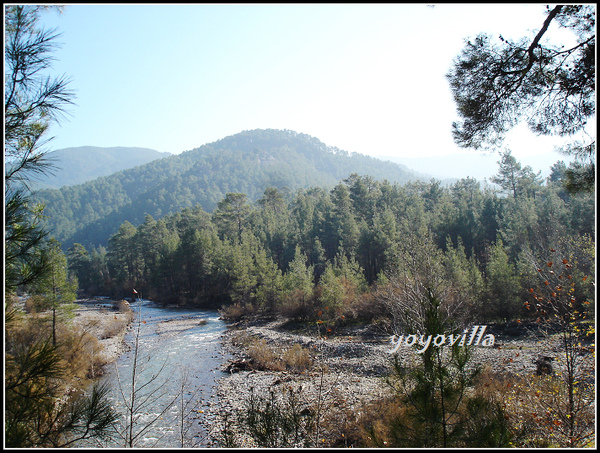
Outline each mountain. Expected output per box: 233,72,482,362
32,129,424,250
32,146,171,189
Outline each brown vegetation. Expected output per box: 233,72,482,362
229,331,313,373
215,313,595,448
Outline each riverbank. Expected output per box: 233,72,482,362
72,301,214,363
208,317,568,447
72,299,134,367
67,302,591,447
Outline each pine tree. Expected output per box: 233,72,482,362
29,238,78,346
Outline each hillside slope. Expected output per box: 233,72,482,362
33,129,424,249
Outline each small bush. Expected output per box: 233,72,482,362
489,368,596,447
356,381,514,448
100,316,129,340
282,343,312,372
23,295,44,313
242,336,312,373
247,338,283,371
57,326,105,380
240,385,316,448
220,302,256,322
113,299,131,312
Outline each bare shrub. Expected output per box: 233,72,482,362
238,335,312,373
239,385,317,448
347,290,387,324
220,302,256,322
247,338,284,371
100,316,129,340
312,386,365,447
113,300,131,312
356,395,405,447
282,343,312,372
279,290,318,322
522,246,596,447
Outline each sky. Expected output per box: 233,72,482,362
28,3,591,166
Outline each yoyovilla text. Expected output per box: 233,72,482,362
388,325,495,354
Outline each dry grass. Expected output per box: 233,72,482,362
247,338,283,371
281,343,312,372
354,395,406,447
100,316,129,339
479,367,596,448
57,326,106,380
7,310,109,386
234,332,313,373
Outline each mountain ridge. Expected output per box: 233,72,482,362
33,146,171,189
32,129,426,250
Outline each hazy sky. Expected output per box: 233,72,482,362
34,3,586,161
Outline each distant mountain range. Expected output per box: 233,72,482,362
380,151,572,182
33,146,170,189
35,146,568,193
32,129,426,249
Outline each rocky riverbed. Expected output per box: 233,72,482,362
71,299,134,366
69,301,592,447
205,317,576,447
155,316,208,336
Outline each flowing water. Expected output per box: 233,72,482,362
94,300,229,448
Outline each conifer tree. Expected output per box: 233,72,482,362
29,238,77,345
447,5,595,192
5,5,74,293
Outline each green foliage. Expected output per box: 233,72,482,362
317,264,345,312
447,5,595,191
4,5,74,294
32,129,419,250
384,291,512,448
63,149,594,328
31,239,78,305
27,238,78,346
447,6,594,149
213,193,251,243
107,221,140,295
492,151,542,199
483,237,522,321
4,192,50,292
443,237,485,316
5,309,117,447
283,245,314,298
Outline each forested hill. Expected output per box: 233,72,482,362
32,146,170,189
33,129,423,249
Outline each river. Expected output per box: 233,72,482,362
93,300,229,448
